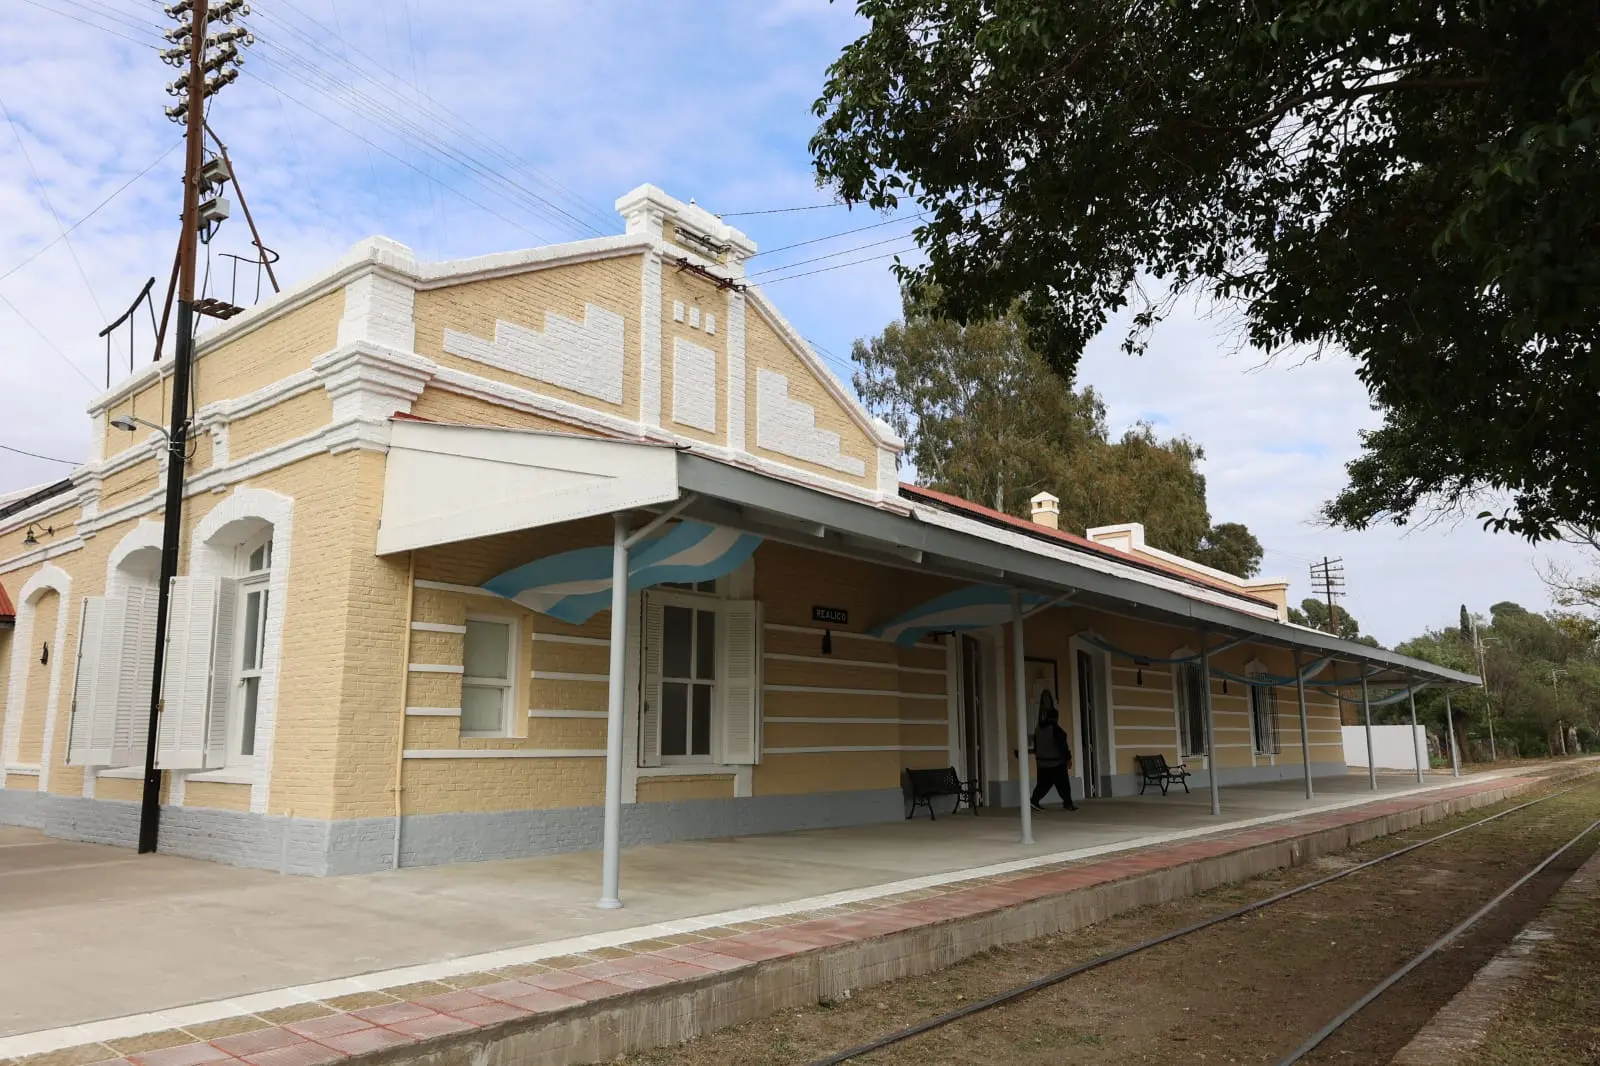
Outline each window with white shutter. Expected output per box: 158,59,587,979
66,597,107,766
718,599,760,764
157,575,237,770
110,585,159,769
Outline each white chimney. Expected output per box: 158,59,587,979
1030,491,1060,530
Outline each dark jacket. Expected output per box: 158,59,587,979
1033,721,1072,768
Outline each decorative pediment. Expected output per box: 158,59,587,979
754,369,867,477
443,304,625,405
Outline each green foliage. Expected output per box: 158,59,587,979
853,298,1263,575
1288,598,1377,645
1397,601,1600,756
812,0,1600,539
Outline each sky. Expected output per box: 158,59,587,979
0,0,1587,646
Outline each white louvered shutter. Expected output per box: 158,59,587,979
67,597,107,766
204,578,239,767
638,596,663,767
718,600,761,764
110,586,160,768
158,576,230,770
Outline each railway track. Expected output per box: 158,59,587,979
805,782,1600,1066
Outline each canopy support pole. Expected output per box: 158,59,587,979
1011,588,1034,845
1408,686,1424,784
1444,691,1461,778
1295,650,1314,800
597,513,629,909
1200,628,1220,816
1362,674,1377,791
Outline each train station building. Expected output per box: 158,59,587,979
0,184,1477,886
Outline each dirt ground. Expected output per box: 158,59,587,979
621,782,1600,1066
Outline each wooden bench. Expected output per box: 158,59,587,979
904,766,980,819
1135,754,1192,796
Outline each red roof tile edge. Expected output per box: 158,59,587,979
0,579,14,624
899,482,1275,609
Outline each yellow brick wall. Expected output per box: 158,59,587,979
101,290,343,463
408,388,601,434
637,774,734,802
227,388,334,460
412,255,643,421
743,305,874,487
14,588,59,766
660,267,724,444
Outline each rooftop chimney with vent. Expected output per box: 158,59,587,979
1030,491,1060,530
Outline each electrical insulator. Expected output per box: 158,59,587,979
159,45,188,66
164,23,193,44
165,101,186,122
166,79,187,97
162,0,193,16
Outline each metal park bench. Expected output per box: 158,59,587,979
1135,754,1192,796
904,766,980,819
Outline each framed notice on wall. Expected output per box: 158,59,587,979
1025,656,1060,728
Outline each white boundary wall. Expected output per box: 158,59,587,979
1344,724,1428,772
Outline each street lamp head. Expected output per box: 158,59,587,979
110,416,140,433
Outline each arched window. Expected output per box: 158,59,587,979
231,530,273,759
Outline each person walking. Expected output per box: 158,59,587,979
1030,691,1079,811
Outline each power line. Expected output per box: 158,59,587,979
0,90,108,320
0,142,179,285
756,245,920,287
0,289,99,390
0,442,78,465
15,0,160,48
745,230,919,279
721,202,849,218
748,212,929,259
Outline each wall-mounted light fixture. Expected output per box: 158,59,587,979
1134,657,1150,686
23,523,54,547
40,641,48,665
110,414,172,441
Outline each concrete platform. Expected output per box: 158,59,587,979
0,766,1576,1060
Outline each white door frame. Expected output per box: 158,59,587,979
1067,635,1115,797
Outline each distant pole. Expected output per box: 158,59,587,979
1444,691,1461,778
1294,650,1313,800
1407,686,1423,784
1199,629,1220,816
1473,625,1497,761
1361,673,1376,791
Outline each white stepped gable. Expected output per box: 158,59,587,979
755,368,866,477
672,338,717,432
443,304,625,405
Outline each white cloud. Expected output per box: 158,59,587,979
0,1,1584,647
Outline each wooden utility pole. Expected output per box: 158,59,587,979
139,0,250,853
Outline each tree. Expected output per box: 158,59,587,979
812,1,1600,540
854,298,1264,575
1538,524,1600,616
1287,598,1379,646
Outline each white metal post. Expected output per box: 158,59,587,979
1407,686,1424,783
1294,651,1314,800
1444,691,1461,777
597,514,629,909
1010,589,1034,845
1200,632,1220,816
1362,674,1376,791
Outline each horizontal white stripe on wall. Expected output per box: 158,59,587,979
1114,725,1179,732
764,622,887,642
762,745,949,755
414,579,501,598
764,716,947,726
402,749,606,759
1113,684,1172,695
528,709,608,719
532,633,610,647
763,684,945,701
408,663,464,674
531,671,608,683
762,652,946,676
410,621,467,634
405,706,462,717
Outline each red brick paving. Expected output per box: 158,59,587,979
59,777,1531,1066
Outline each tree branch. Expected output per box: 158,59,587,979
1238,75,1499,129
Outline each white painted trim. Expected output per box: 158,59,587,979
181,769,256,785
3,763,41,775
408,664,464,674
532,633,609,647
405,706,462,717
764,652,893,669
2,563,72,786
530,670,608,683
762,745,948,754
763,716,947,726
402,748,606,759
414,579,500,598
763,684,945,700
1116,724,1183,732
528,709,607,719
410,621,467,634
